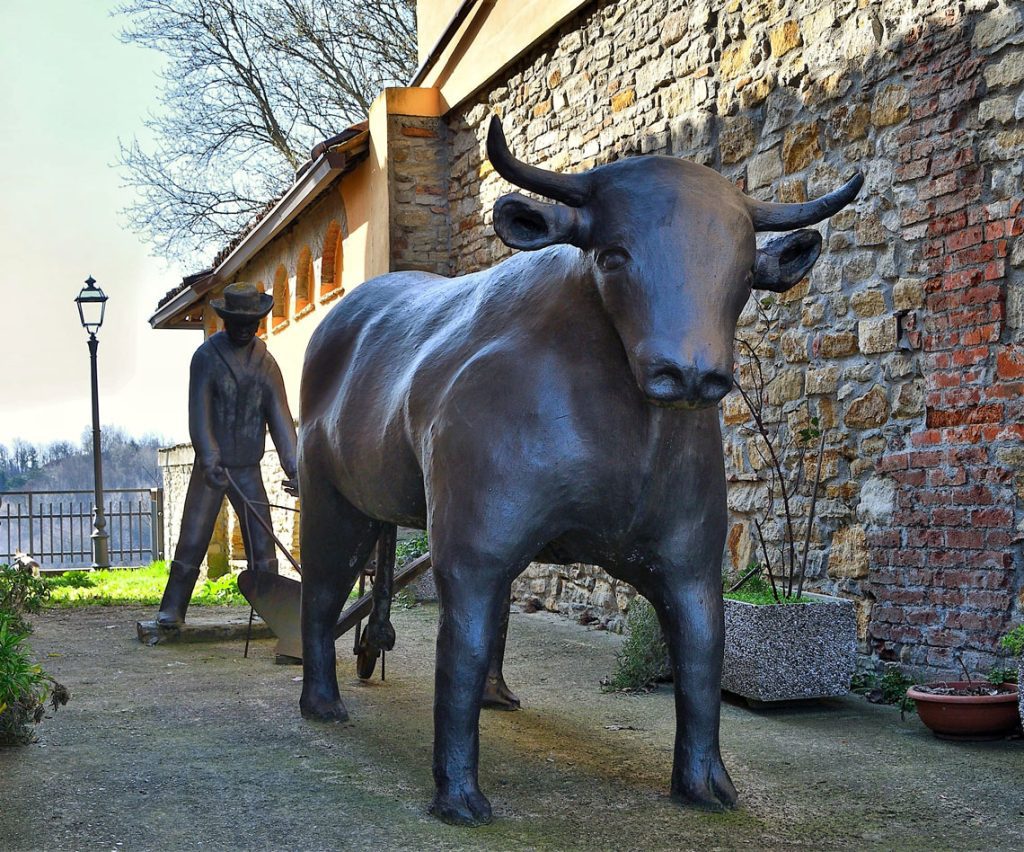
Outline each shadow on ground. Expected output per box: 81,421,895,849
1,604,1022,851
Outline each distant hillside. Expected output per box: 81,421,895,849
0,428,164,492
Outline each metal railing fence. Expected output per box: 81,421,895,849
0,488,164,569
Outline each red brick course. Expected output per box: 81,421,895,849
869,11,1023,674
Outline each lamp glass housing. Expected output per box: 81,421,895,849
75,276,108,335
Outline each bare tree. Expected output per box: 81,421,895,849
117,0,416,263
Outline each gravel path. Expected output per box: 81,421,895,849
2,604,1022,851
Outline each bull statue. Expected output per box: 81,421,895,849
297,116,862,825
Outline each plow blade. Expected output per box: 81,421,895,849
236,553,434,661
237,570,303,660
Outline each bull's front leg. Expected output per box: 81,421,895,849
646,568,737,810
429,566,509,826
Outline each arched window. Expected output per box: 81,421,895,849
272,265,289,330
295,246,314,314
320,220,344,298
256,281,268,337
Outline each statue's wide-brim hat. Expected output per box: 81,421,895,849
210,282,273,321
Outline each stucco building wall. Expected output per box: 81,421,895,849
444,0,1024,675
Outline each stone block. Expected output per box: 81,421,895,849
770,20,801,58
871,84,910,127
739,74,773,109
722,393,749,425
611,88,636,112
984,48,1024,89
893,379,924,418
720,115,757,164
973,9,1024,51
661,10,690,47
766,367,804,404
806,365,839,394
781,329,810,362
721,39,753,79
857,475,896,525
783,121,822,173
778,179,807,203
747,147,783,189
828,524,869,579
819,332,859,358
979,93,1017,125
851,289,886,317
858,316,897,354
855,212,887,246
802,298,825,326
844,385,889,429
828,102,870,141
893,279,924,310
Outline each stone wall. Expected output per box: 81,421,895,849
388,113,453,275
158,444,300,581
445,0,1024,674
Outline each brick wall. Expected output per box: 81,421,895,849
445,0,1024,674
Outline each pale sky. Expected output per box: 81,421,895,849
0,1,200,449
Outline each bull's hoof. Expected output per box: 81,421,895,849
428,787,493,827
671,757,737,811
481,675,521,711
671,760,738,812
300,695,349,723
364,619,396,652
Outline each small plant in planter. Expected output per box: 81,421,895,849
907,655,1019,741
722,301,857,703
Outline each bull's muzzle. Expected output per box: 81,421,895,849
641,361,733,408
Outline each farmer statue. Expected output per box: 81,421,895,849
155,282,298,627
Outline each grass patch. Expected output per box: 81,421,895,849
45,561,247,608
723,574,812,605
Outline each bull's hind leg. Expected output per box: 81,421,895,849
367,524,398,650
299,473,380,722
356,523,398,678
481,598,520,711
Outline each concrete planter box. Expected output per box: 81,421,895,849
1019,658,1024,731
722,592,857,703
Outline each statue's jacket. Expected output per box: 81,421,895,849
188,332,297,474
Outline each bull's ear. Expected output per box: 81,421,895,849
493,193,589,250
752,229,822,292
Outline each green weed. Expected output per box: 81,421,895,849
1001,624,1024,657
603,596,671,692
396,532,428,566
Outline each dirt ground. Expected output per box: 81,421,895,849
2,604,1022,851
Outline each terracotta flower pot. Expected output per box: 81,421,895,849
907,681,1020,740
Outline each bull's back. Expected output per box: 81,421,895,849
298,268,491,520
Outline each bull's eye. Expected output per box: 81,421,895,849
596,248,630,271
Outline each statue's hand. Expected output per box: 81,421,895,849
204,462,229,489
282,476,299,498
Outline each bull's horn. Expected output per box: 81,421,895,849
746,172,864,232
487,115,590,207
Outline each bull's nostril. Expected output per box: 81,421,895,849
700,372,734,403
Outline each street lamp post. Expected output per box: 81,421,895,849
75,275,109,569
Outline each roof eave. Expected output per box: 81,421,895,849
149,137,366,330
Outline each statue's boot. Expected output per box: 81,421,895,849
156,561,200,627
